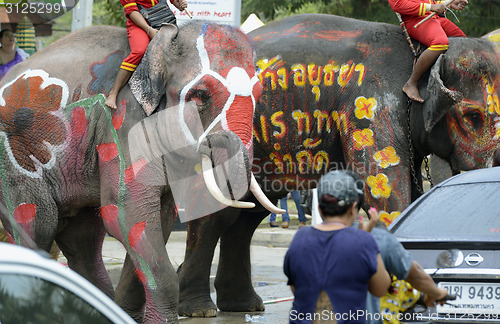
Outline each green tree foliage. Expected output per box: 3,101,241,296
243,0,500,37
93,0,126,27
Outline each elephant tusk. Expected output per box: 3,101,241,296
250,174,286,214
201,154,255,208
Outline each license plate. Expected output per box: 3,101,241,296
438,282,500,315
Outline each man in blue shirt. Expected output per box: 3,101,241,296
284,171,391,323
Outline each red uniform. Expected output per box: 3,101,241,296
388,0,466,51
119,0,174,72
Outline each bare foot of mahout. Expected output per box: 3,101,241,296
403,81,424,103
104,95,118,109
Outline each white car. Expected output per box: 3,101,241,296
0,242,136,324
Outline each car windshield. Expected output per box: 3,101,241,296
393,182,500,240
0,273,113,324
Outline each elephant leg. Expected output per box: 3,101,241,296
1,186,58,251
55,208,113,298
112,220,179,324
115,254,146,322
102,188,179,323
215,210,268,312
114,194,177,323
178,208,239,317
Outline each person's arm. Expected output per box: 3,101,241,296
368,253,391,297
129,11,157,39
405,260,448,306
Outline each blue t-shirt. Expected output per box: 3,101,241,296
284,226,379,324
365,226,413,324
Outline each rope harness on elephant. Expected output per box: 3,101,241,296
397,12,434,194
406,99,433,194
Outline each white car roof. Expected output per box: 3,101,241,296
0,242,136,324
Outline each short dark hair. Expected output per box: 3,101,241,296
318,195,352,216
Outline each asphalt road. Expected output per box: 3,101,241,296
57,223,300,324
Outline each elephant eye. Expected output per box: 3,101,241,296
465,111,484,129
186,88,211,107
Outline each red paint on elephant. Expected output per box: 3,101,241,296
196,25,262,152
71,107,88,136
13,203,36,238
100,204,118,224
224,95,254,150
253,22,362,42
124,159,147,184
447,101,498,169
112,99,126,130
129,221,146,251
100,204,124,241
0,74,67,173
13,203,36,224
135,269,147,284
203,25,255,79
96,143,118,162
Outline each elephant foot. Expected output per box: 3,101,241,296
217,291,265,312
178,297,217,317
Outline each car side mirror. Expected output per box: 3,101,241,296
436,249,464,268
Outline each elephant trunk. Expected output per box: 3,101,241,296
199,131,253,208
199,131,285,214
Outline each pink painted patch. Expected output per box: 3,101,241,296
204,25,254,79
6,231,14,244
135,269,147,284
13,203,36,224
96,143,118,162
71,107,88,136
225,95,254,148
112,99,126,130
253,23,361,42
100,204,118,224
253,81,263,102
124,159,148,184
309,30,362,41
129,221,146,250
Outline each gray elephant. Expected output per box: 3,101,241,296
0,22,281,323
177,14,500,316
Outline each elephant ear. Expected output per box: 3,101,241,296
421,55,463,133
129,23,179,116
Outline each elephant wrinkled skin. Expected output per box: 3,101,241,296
0,22,264,323
177,14,500,317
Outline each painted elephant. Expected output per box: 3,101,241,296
483,28,500,53
177,14,500,316
0,22,283,323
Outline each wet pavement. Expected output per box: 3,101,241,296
59,220,303,324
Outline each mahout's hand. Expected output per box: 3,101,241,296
430,3,447,14
148,27,158,39
173,0,187,10
450,0,468,10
